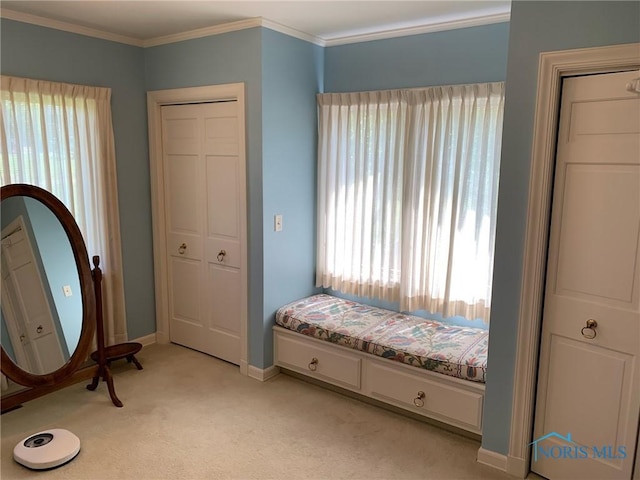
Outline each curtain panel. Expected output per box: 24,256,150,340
316,82,504,322
0,75,128,345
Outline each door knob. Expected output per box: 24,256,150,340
217,250,226,262
581,319,597,339
178,243,187,255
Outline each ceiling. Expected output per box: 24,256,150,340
0,1,511,47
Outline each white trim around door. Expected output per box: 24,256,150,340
504,43,640,478
147,83,249,376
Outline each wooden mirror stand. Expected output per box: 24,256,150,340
86,255,142,408
0,184,141,413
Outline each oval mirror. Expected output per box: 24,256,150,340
1,184,95,387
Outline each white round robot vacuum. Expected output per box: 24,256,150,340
13,429,80,470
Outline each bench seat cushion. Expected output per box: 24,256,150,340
275,294,488,383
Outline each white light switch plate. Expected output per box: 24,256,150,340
274,214,283,232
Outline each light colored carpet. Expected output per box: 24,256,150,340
2,343,516,480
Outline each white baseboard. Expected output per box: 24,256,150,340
131,333,157,347
247,365,280,382
477,447,508,472
155,331,170,344
507,455,528,478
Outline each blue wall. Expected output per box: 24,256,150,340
144,28,266,366
483,0,640,455
325,22,510,92
260,29,324,367
0,19,154,341
144,28,323,368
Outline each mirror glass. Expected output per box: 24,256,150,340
1,195,82,375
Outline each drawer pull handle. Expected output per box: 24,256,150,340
217,250,226,262
36,325,44,334
178,243,187,255
413,391,425,408
308,357,318,371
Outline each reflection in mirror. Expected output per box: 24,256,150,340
1,196,82,375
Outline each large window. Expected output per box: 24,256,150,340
316,82,504,322
0,75,128,344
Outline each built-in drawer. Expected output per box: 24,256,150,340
274,332,361,391
367,361,483,431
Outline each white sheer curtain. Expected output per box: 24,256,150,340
0,75,128,345
316,82,504,322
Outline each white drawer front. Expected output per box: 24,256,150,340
275,333,361,390
368,362,483,431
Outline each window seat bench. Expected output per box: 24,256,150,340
273,294,488,435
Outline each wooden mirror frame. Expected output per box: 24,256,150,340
1,184,97,407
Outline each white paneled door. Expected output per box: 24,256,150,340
532,71,640,479
161,101,245,365
1,217,65,374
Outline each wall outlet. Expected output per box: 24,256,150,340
63,285,72,297
274,214,283,232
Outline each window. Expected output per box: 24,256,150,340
0,75,128,344
316,82,504,322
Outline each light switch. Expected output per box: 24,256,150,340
63,285,73,297
274,214,283,232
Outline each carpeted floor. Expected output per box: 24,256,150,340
2,343,520,480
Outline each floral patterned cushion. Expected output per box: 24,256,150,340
276,294,487,383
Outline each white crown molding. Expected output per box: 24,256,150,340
324,11,510,47
260,18,325,47
0,8,144,47
144,17,325,48
1,7,509,50
143,17,264,48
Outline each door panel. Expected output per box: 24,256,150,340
161,102,243,365
544,336,631,452
571,97,640,135
203,101,240,156
170,258,201,325
205,239,240,269
162,116,199,155
206,265,240,364
206,155,239,239
533,71,640,480
166,154,202,235
555,164,639,305
1,219,65,374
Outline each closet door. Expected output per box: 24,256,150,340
1,217,66,374
161,102,244,365
532,71,640,480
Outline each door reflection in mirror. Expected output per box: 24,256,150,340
1,195,82,375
